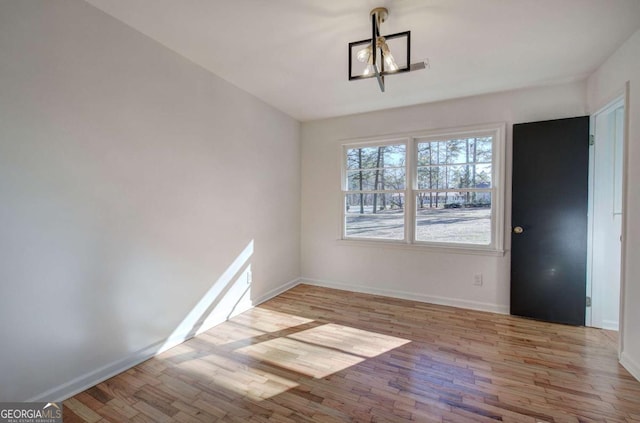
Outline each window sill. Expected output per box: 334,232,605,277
336,238,505,257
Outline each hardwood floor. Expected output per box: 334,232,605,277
63,284,640,422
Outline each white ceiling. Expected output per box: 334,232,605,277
84,0,640,121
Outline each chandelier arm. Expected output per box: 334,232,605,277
406,31,411,77
371,13,377,74
371,12,385,91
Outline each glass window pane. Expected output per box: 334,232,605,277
473,163,492,188
417,137,493,166
347,169,375,191
447,164,492,189
417,166,444,190
415,192,491,245
474,137,493,163
417,164,492,189
383,144,406,167
417,143,433,166
346,146,378,169
347,168,406,191
346,144,405,170
442,139,468,164
345,193,404,240
449,165,471,189
419,139,469,165
382,168,406,190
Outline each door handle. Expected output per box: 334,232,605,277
513,226,524,234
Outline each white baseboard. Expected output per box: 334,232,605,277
301,277,509,315
29,336,180,403
620,351,640,382
252,277,301,306
29,277,302,403
602,319,619,331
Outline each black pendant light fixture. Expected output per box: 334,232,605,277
348,7,426,92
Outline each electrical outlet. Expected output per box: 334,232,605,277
473,273,483,286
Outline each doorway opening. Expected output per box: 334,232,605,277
587,95,626,333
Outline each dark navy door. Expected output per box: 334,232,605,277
511,116,589,326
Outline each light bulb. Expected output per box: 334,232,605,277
384,53,399,71
356,45,372,63
362,52,377,77
363,63,376,76
377,37,399,72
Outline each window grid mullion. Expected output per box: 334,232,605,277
414,188,493,194
344,190,406,194
346,166,406,171
416,162,492,167
405,138,415,244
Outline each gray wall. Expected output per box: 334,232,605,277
0,0,300,401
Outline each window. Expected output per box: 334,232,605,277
341,124,505,253
344,141,407,240
415,136,493,245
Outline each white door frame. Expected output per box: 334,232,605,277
586,86,629,356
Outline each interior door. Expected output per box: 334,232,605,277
511,116,589,326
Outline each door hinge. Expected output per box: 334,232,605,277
586,296,592,307
589,135,595,146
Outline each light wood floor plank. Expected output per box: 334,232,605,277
64,284,640,421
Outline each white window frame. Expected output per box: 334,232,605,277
340,123,505,255
341,137,410,241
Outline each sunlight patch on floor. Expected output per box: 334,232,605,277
231,307,315,334
173,350,299,401
235,323,410,379
196,320,267,346
288,323,411,358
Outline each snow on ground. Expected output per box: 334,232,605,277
345,207,491,244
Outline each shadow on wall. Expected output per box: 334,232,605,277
159,240,255,353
